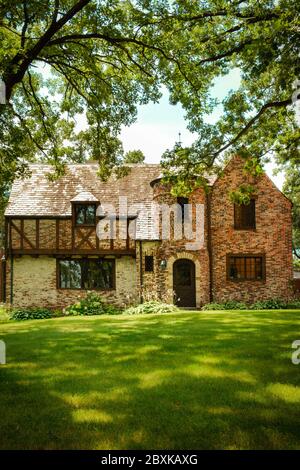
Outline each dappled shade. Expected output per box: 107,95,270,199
0,311,299,449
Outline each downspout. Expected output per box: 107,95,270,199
206,190,213,303
139,240,143,303
10,252,13,305
1,217,8,303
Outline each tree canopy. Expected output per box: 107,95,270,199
124,149,145,164
0,0,299,192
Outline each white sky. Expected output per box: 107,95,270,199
120,69,286,190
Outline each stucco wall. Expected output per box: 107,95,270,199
10,255,137,309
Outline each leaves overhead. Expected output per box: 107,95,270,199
0,0,299,194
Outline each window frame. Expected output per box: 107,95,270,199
57,257,116,290
226,253,266,282
234,199,256,230
73,202,97,227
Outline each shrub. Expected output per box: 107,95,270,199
284,299,300,309
124,301,179,315
65,292,121,316
250,299,285,310
10,307,53,321
202,300,248,311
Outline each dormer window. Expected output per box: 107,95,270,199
75,204,96,226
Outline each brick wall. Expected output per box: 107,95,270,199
8,255,137,309
210,156,293,303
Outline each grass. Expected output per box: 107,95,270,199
0,310,300,449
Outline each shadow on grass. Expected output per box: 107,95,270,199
0,311,300,449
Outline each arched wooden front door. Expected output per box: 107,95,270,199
173,259,196,307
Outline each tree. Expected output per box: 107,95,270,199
283,165,300,263
160,0,300,189
124,149,145,164
0,0,299,190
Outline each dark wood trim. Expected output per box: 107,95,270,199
110,220,114,250
10,219,35,250
226,253,266,282
56,219,59,251
126,219,130,250
36,219,40,249
75,227,95,249
6,215,71,220
20,219,24,250
10,248,135,256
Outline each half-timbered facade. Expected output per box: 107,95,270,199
0,156,293,309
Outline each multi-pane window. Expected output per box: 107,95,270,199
234,199,256,229
228,255,265,281
58,259,114,289
75,204,96,226
145,255,154,272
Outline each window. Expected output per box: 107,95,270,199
145,255,154,272
177,197,189,223
58,259,115,289
75,204,96,226
227,255,265,281
234,199,256,229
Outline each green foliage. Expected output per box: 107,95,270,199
283,165,300,257
250,299,285,310
203,298,300,311
124,150,145,164
124,301,179,315
202,301,248,311
10,307,53,321
229,184,257,205
65,292,121,316
294,259,300,271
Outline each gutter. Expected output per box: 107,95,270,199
139,240,143,303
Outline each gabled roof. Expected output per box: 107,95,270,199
5,163,162,217
70,191,99,202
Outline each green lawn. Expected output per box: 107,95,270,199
0,310,300,450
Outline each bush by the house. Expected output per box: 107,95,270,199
202,298,300,311
65,292,121,316
202,300,248,311
124,301,179,315
10,307,53,321
250,298,285,310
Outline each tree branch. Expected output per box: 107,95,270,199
213,98,292,157
4,0,92,101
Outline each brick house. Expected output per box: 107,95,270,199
0,155,293,309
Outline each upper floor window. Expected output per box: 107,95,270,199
234,199,256,230
227,254,265,281
177,197,189,223
75,204,96,226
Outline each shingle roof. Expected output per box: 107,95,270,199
70,191,99,202
5,163,161,217
5,162,217,240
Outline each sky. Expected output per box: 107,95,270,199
120,68,286,190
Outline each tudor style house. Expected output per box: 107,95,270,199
0,155,293,309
